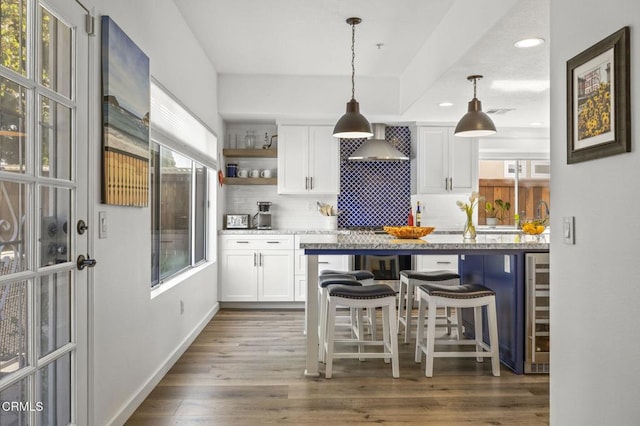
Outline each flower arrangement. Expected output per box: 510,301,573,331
457,191,484,240
485,199,511,220
317,201,339,216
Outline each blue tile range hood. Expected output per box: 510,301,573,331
337,126,411,228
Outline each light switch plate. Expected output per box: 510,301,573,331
563,216,574,244
98,211,107,239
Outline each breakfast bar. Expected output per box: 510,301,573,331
302,232,549,377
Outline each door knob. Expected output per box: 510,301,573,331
76,254,97,270
77,220,88,235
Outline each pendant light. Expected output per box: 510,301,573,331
333,17,373,139
454,75,497,137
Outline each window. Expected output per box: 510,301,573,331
149,80,216,287
479,159,550,226
150,143,208,286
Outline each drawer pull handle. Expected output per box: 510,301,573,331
436,261,452,264
236,241,250,244
267,241,280,244
318,261,330,264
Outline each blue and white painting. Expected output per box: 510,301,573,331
101,16,149,206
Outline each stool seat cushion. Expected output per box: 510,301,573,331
320,270,375,281
400,270,461,281
329,284,397,299
418,283,494,299
318,274,360,288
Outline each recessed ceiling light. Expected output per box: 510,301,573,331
514,38,545,48
439,102,454,107
530,122,544,126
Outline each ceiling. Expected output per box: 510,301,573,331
174,0,550,131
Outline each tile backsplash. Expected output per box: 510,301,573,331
337,126,411,228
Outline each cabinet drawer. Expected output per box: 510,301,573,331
220,235,294,250
414,254,458,271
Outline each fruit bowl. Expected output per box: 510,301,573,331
383,226,435,239
520,219,547,235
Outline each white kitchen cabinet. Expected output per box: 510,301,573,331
413,254,459,273
293,235,350,301
277,125,339,194
411,126,478,194
219,235,294,302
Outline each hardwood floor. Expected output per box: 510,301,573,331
126,309,549,425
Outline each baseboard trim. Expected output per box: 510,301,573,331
106,302,220,425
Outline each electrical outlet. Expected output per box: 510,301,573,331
504,255,511,273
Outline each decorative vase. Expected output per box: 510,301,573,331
463,212,476,240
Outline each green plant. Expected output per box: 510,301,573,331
485,199,511,220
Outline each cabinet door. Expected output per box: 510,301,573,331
258,250,294,301
318,254,350,273
294,275,306,302
277,125,309,194
417,127,449,193
449,130,478,193
220,250,258,301
307,126,339,194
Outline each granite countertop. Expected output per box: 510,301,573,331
300,232,549,251
219,229,350,235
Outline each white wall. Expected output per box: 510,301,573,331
85,1,221,424
550,1,640,424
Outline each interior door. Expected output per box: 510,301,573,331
0,0,90,424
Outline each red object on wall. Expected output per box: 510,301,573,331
407,209,414,226
218,169,224,186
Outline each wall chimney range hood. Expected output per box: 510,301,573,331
347,124,409,162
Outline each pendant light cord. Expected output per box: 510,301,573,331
351,21,356,101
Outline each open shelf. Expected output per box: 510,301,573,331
223,177,277,185
223,149,277,158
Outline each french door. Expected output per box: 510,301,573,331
0,0,89,424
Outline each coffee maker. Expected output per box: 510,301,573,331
254,201,272,229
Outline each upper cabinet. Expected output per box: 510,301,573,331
411,126,478,194
277,125,339,194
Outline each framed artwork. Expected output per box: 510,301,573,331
566,26,630,164
101,16,150,206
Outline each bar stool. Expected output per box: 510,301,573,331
324,284,399,379
414,283,500,377
318,274,361,362
397,270,462,343
320,269,377,337
320,269,375,285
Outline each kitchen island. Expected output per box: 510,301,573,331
301,232,549,376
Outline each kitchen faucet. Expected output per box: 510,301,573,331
536,200,550,218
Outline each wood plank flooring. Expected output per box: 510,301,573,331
126,309,549,425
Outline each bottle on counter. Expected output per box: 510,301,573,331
407,207,414,226
416,201,422,226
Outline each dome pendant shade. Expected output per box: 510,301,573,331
454,98,497,137
333,99,373,139
333,17,373,139
454,75,497,138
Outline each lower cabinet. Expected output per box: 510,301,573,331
219,235,294,302
458,254,526,374
294,235,350,302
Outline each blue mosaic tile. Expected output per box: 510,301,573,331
337,126,411,228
